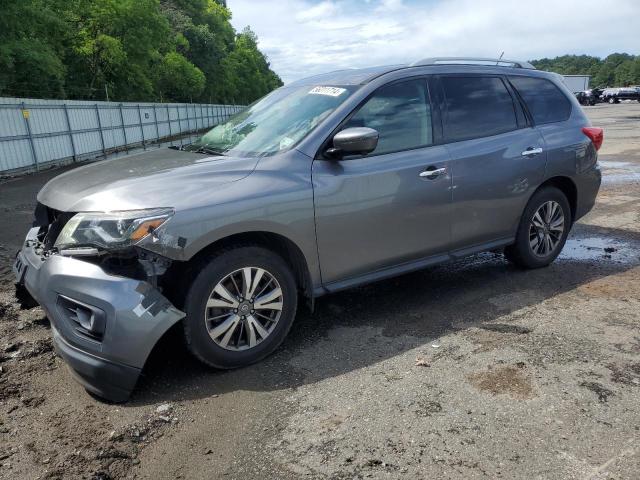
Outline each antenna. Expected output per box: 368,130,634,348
496,52,504,65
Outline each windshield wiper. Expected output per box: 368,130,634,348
193,145,225,156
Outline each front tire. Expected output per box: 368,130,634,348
183,246,298,369
504,187,571,269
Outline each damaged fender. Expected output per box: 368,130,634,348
16,227,185,400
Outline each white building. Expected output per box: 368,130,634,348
562,75,591,93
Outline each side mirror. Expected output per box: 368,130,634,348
326,127,379,158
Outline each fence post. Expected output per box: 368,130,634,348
153,105,160,145
21,102,39,171
137,104,146,150
95,104,106,158
192,104,197,140
185,104,191,142
193,102,198,135
166,104,173,146
176,104,183,146
119,103,129,153
63,103,77,162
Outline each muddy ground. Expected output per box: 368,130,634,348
1,104,639,479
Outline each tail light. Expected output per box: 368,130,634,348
582,127,604,151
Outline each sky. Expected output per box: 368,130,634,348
228,0,639,84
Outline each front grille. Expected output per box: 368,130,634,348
33,203,75,250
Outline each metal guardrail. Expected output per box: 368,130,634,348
0,99,244,174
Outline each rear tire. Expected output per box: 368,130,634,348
504,187,571,269
183,246,298,369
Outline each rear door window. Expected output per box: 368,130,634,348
441,76,518,142
509,76,572,124
343,79,432,155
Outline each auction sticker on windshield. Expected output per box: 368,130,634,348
309,86,347,97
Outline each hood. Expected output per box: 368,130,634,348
37,148,260,212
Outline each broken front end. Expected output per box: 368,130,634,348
13,203,185,402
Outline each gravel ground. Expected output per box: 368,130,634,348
0,104,639,479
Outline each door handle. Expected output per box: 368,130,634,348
419,167,447,180
521,147,543,156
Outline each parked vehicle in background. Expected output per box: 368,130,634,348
576,88,604,106
13,57,603,402
601,87,640,103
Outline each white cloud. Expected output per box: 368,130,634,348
295,1,338,22
227,0,640,84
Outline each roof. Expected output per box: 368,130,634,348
287,65,407,87
286,58,543,87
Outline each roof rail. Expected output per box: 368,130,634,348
411,57,536,69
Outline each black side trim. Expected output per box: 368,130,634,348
323,253,449,294
319,237,515,296
449,237,514,259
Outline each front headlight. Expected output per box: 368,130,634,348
54,208,174,250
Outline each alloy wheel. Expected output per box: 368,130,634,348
528,200,565,257
204,267,283,351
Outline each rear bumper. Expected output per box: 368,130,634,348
14,227,185,402
575,163,602,222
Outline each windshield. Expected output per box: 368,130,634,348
188,85,356,157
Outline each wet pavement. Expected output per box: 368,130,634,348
560,236,639,263
0,103,639,479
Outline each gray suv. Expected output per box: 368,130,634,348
13,57,603,401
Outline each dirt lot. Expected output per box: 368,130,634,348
1,104,639,479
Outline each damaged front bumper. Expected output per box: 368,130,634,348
13,227,185,402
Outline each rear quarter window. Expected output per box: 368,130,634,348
509,76,572,125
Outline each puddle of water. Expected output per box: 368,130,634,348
603,173,640,184
599,160,640,184
559,237,639,264
599,160,632,168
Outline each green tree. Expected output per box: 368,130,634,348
62,0,171,100
592,63,616,87
0,0,67,97
157,52,206,101
531,53,640,87
0,0,282,103
222,27,282,103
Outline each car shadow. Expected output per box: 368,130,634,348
129,222,640,405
